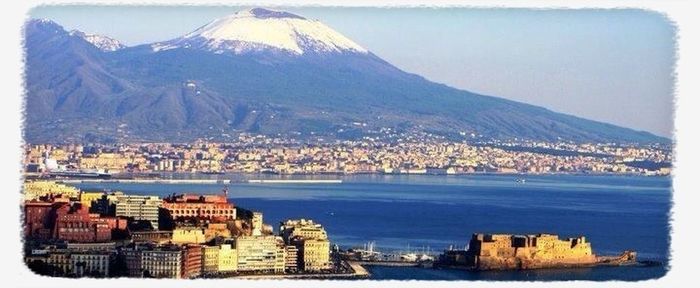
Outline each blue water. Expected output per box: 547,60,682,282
72,174,671,281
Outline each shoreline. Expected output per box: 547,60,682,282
27,171,671,184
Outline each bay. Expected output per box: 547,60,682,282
71,174,671,281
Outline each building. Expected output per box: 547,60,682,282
182,244,203,278
284,245,299,273
79,191,105,211
78,152,132,172
162,194,236,222
201,243,238,275
24,181,80,201
171,227,206,244
131,231,173,244
203,223,232,241
67,242,117,252
70,252,112,277
279,219,331,272
217,244,238,273
251,212,263,236
462,233,597,270
24,201,65,239
279,219,328,243
201,245,220,275
141,248,183,279
46,250,71,275
235,235,285,274
292,237,331,272
120,247,144,277
54,203,113,242
109,193,161,230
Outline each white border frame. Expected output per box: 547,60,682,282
2,1,697,288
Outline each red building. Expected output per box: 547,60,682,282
54,203,108,242
24,199,128,243
182,244,202,278
162,194,236,222
24,201,67,239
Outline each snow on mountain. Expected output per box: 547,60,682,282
153,8,367,55
69,30,126,52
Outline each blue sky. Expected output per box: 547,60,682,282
29,6,676,138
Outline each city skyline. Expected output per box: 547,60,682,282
29,6,675,137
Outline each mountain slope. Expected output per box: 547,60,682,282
23,10,668,144
69,30,126,52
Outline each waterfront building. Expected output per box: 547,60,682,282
293,237,331,272
461,233,597,270
279,219,328,243
279,219,331,271
24,181,80,201
284,245,299,273
162,194,236,222
78,152,132,172
235,235,285,274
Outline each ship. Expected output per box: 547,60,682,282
41,155,112,179
437,233,637,271
46,170,112,179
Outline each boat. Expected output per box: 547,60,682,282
47,170,112,179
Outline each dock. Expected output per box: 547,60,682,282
347,261,370,277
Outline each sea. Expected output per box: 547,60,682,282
71,174,671,281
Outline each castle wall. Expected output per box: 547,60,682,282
466,233,597,270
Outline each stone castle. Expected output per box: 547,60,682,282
442,233,605,270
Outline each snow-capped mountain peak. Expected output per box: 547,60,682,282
70,30,126,52
153,8,367,55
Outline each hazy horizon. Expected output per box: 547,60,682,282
29,6,676,138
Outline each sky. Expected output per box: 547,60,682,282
29,6,676,138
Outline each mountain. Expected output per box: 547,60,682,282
23,9,668,144
152,8,367,55
69,30,126,52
